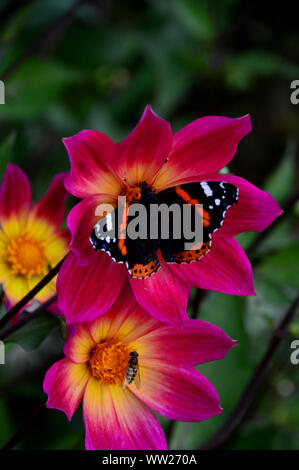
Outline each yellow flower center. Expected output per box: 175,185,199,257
4,233,48,279
89,338,132,385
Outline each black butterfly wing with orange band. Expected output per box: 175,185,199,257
90,203,160,279
90,207,125,262
158,181,238,264
90,181,238,277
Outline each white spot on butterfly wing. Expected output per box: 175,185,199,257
201,182,213,197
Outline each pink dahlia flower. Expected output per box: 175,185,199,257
43,287,235,450
0,164,69,320
58,106,282,326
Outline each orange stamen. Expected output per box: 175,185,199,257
89,338,133,385
4,232,48,279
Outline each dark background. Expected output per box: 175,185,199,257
0,0,298,450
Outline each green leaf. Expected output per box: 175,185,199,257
7,311,59,350
257,243,299,288
264,140,296,204
0,399,13,444
0,60,80,121
171,0,215,42
225,50,299,91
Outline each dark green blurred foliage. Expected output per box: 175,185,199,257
0,0,298,450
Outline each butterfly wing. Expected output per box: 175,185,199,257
90,203,160,279
90,207,128,263
158,181,238,263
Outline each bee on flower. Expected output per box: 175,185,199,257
43,286,236,450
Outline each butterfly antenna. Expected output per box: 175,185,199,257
151,157,169,187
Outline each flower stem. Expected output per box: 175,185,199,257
190,289,207,319
0,294,57,342
1,0,86,81
166,289,207,445
248,188,299,262
1,402,46,450
0,256,67,331
198,292,299,450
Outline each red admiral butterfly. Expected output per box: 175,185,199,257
90,182,238,279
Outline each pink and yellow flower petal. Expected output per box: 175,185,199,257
0,228,8,251
30,173,68,231
27,173,69,242
3,274,29,306
43,358,90,421
64,323,96,364
1,215,28,240
23,216,54,243
133,362,222,422
83,377,167,450
28,275,57,303
87,286,161,346
67,193,117,266
0,231,11,282
0,259,12,283
129,258,191,327
84,288,235,364
133,318,236,366
57,252,127,324
171,235,255,296
0,163,32,222
116,105,173,186
153,115,251,191
44,233,69,266
63,130,124,199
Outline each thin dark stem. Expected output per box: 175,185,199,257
247,188,299,261
1,402,45,450
0,256,66,331
198,292,299,450
166,420,176,445
0,294,57,342
2,0,86,80
166,288,207,444
190,288,207,319
0,0,34,29
0,295,58,450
